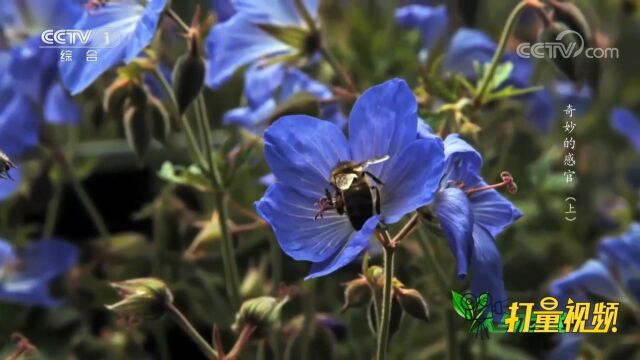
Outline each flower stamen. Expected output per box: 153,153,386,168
464,171,517,196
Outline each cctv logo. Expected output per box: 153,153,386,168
40,29,120,48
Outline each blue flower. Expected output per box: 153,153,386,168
225,63,345,133
59,0,168,95
256,79,445,279
0,238,79,307
395,4,448,60
210,0,236,23
0,0,80,40
0,166,21,201
205,0,319,88
433,134,522,304
550,223,640,303
610,108,640,152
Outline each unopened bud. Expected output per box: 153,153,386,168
128,82,149,108
148,96,171,143
240,267,267,300
123,105,151,158
233,296,288,336
341,277,371,312
396,288,430,322
172,34,205,114
106,278,173,324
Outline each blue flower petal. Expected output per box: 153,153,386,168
224,99,276,130
443,29,496,78
0,167,21,201
231,0,318,25
0,0,80,39
205,14,293,88
395,5,448,50
470,225,507,308
305,215,379,279
549,260,621,302
469,179,523,238
444,134,482,173
211,0,236,22
245,63,286,107
381,138,444,223
0,94,39,157
0,238,78,307
435,187,474,279
263,115,350,198
59,0,167,94
256,183,353,262
44,83,81,125
525,89,555,133
611,108,640,152
348,79,418,183
8,38,58,101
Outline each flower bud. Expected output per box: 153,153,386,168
128,82,149,108
148,96,171,143
239,267,267,300
172,35,205,114
232,296,288,336
396,288,430,322
123,105,151,159
106,278,173,324
341,277,371,312
103,77,132,120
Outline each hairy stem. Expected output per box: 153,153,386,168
375,239,395,360
167,303,218,359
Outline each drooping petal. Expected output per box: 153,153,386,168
443,134,482,174
468,178,523,238
395,5,449,50
305,216,379,279
44,83,81,125
205,14,293,88
263,115,350,198
434,187,474,279
0,94,39,158
470,225,507,310
256,183,353,262
348,79,418,183
224,98,276,130
231,0,318,25
549,260,622,303
59,0,167,94
611,107,640,152
0,167,21,201
381,138,444,223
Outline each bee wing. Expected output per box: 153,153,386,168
358,155,390,169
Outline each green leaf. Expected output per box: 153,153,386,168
484,85,544,103
451,290,473,320
158,161,211,192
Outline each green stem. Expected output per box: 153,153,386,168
166,8,191,33
319,44,358,93
55,150,110,239
375,233,395,360
150,67,205,167
473,0,537,105
167,303,218,359
215,192,242,310
43,179,63,237
300,280,316,359
269,234,282,296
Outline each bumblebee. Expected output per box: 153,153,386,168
315,155,389,230
0,150,15,180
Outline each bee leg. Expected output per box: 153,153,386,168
372,186,381,214
364,171,384,185
324,188,334,206
335,193,345,215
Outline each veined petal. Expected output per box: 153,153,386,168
59,0,167,94
434,187,474,279
263,115,350,198
305,216,379,279
44,83,81,125
348,79,418,183
256,183,353,262
470,225,507,310
381,138,444,223
611,107,640,152
0,0,80,40
469,180,522,238
205,14,293,88
549,260,622,302
231,0,318,26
